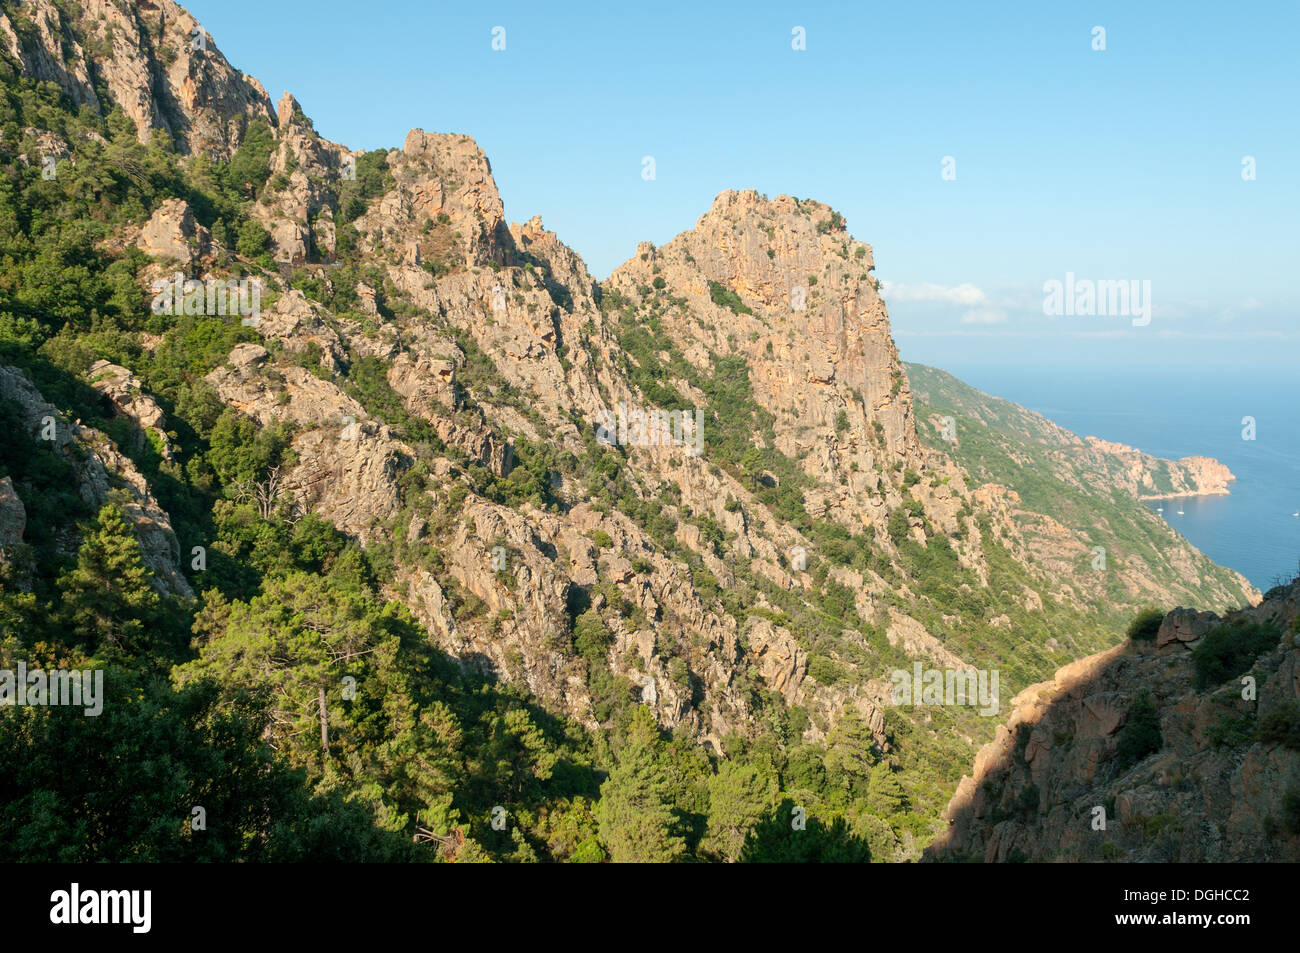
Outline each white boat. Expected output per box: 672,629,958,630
1176,508,1185,515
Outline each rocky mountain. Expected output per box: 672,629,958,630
0,0,1277,860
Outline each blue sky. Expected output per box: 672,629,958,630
186,0,1299,373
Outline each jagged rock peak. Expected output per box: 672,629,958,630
606,187,920,470
1,0,277,156
277,90,303,128
699,187,847,228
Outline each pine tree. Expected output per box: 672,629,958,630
824,705,877,796
174,571,379,770
58,502,159,655
703,761,776,861
866,763,907,817
594,707,685,862
739,799,873,863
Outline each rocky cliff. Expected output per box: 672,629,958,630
0,364,192,597
1082,438,1234,500
1,0,275,157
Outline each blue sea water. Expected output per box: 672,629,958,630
933,363,1300,593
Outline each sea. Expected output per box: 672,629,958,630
933,363,1300,593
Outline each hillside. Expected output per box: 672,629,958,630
0,0,1268,862
908,363,1257,615
927,582,1300,862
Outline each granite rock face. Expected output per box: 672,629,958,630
136,199,210,265
1,0,276,157
0,365,192,599
606,190,922,475
89,360,174,460
1083,438,1236,499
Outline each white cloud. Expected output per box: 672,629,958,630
879,281,988,307
960,308,1007,325
1219,297,1263,322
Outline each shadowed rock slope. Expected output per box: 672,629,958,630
927,581,1300,862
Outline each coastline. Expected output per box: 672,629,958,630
1138,488,1232,502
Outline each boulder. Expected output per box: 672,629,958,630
136,199,209,263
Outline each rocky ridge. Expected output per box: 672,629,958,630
1,0,276,157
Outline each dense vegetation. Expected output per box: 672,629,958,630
1191,621,1282,690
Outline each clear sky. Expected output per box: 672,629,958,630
185,0,1299,373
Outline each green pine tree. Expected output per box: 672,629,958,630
594,707,686,862
866,763,907,817
824,706,877,796
703,761,776,861
57,502,160,656
739,799,873,863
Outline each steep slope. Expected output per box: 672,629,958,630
0,0,1266,859
908,363,1257,614
927,582,1300,862
0,363,191,596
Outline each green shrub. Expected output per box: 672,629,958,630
226,119,275,197
336,150,394,225
1256,702,1300,750
235,219,271,258
1206,713,1255,749
818,579,860,628
1142,814,1182,838
1126,607,1165,642
807,655,843,686
1114,692,1162,771
707,280,752,316
1283,786,1300,836
1191,621,1281,689
572,610,612,665
887,507,909,546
